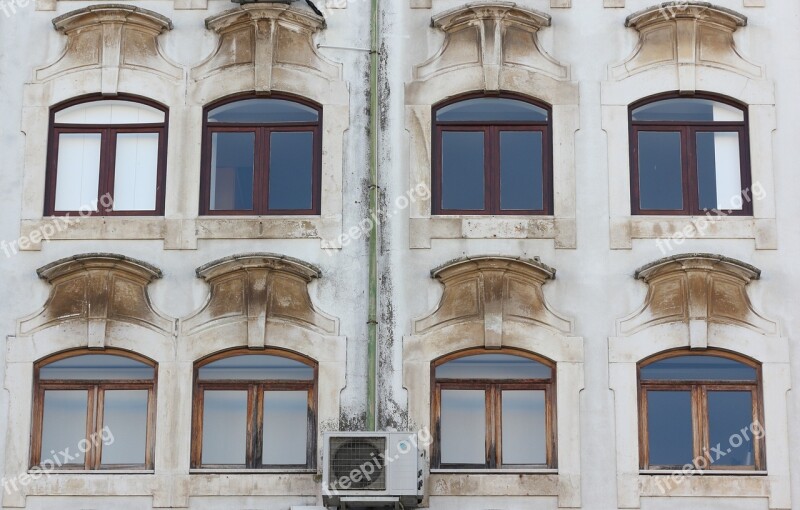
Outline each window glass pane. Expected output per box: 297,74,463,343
113,133,159,211
707,391,756,467
101,390,148,465
441,131,484,210
269,132,313,210
40,354,154,380
41,390,87,466
436,354,551,380
500,131,543,211
55,133,101,211
647,390,693,466
696,132,743,211
501,390,546,465
437,98,548,122
208,99,318,124
201,390,247,465
262,391,308,465
638,131,683,210
199,354,314,381
210,132,254,211
632,99,744,122
641,355,757,381
55,101,165,124
440,389,485,465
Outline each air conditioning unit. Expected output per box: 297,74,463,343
322,432,423,508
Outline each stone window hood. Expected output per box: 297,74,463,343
612,2,762,90
37,5,181,92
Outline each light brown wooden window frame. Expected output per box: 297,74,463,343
629,92,752,216
45,94,168,217
199,93,323,216
637,349,766,471
432,92,554,216
191,348,318,470
30,349,157,471
431,348,557,470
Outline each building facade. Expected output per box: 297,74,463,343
0,0,797,509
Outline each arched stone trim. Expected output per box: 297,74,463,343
602,3,777,250
609,253,791,509
406,2,579,249
403,255,584,508
178,253,346,504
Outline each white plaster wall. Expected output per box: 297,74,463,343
0,0,798,509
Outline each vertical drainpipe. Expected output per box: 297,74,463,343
366,0,380,432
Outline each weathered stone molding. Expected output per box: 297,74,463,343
18,253,174,343
609,253,791,509
602,3,775,250
37,5,181,89
181,253,338,347
404,256,583,507
612,2,761,87
406,2,579,249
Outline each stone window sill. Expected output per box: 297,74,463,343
410,216,576,249
610,216,776,250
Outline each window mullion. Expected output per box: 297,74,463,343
86,386,99,469
98,129,114,214
254,385,265,468
683,126,696,215
693,385,707,469
488,126,499,214
245,384,257,469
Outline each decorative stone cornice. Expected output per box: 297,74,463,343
619,253,777,342
36,4,181,89
19,253,173,342
414,1,568,87
183,254,337,347
612,2,762,89
415,256,571,347
191,3,340,92
51,4,173,33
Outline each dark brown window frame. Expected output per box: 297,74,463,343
30,349,157,471
199,93,323,216
45,94,168,217
431,348,557,470
190,348,318,470
432,92,553,216
637,349,766,471
629,92,752,216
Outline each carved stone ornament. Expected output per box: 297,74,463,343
414,1,569,90
36,4,182,91
18,253,174,346
618,253,778,342
414,255,572,349
191,3,340,93
611,2,762,89
182,253,338,349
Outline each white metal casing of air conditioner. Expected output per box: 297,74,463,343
322,431,422,502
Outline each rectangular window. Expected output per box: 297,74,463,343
101,390,149,466
707,390,755,466
439,389,486,465
262,391,309,466
696,132,743,211
201,390,248,466
500,131,544,211
269,132,314,211
41,390,88,467
210,132,255,211
646,390,694,467
54,133,102,212
637,131,684,211
441,131,485,211
113,133,159,211
501,390,546,465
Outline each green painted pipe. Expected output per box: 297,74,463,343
366,0,379,432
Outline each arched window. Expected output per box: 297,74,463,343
639,351,765,470
432,94,552,215
192,349,317,469
32,351,156,470
629,93,751,215
200,95,321,215
432,349,555,469
46,96,168,216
